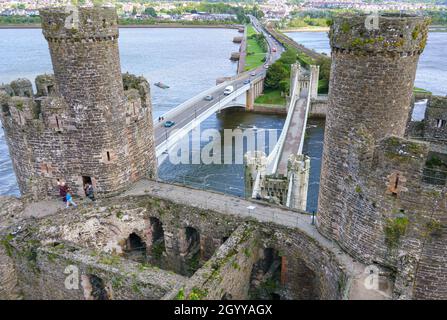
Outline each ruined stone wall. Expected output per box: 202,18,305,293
0,7,156,198
1,188,353,300
318,14,446,299
164,224,261,300
7,240,185,300
423,96,447,141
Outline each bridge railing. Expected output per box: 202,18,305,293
266,63,302,174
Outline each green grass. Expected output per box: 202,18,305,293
255,89,286,105
413,87,431,94
318,79,329,94
244,24,267,71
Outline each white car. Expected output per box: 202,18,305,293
223,86,234,95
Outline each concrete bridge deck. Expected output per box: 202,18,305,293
276,88,309,175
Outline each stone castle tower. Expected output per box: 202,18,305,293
0,6,157,197
318,14,447,299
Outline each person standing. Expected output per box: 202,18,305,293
84,183,95,201
57,179,68,203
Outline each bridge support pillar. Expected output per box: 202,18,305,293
310,65,319,100
244,151,267,198
246,87,254,111
287,154,311,211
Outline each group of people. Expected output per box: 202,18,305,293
57,179,95,209
158,116,165,122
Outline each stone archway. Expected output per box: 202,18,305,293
123,232,146,263
147,217,166,262
81,274,111,300
180,226,201,276
249,248,282,300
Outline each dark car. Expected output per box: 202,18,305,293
164,120,175,128
243,79,250,84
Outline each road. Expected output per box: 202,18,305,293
153,72,264,149
249,15,285,64
153,16,283,152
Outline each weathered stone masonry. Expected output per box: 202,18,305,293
318,14,447,299
0,190,353,300
0,7,157,198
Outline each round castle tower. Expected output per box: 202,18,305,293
317,14,430,258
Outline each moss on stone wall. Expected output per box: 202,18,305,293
384,216,409,249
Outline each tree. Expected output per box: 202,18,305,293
277,48,298,66
265,62,289,90
315,56,331,81
144,7,157,18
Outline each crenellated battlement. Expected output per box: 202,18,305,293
330,13,430,56
39,6,119,42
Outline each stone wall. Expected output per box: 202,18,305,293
164,224,261,300
309,97,328,118
1,186,354,300
7,240,186,300
423,96,447,140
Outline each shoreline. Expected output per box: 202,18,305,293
0,23,241,30
281,26,447,33
280,27,329,32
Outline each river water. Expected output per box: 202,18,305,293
0,28,444,213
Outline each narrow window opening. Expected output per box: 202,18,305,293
1,103,10,117
55,115,60,129
106,151,111,162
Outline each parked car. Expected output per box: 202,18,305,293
164,120,175,128
264,65,269,69
223,85,234,95
243,79,250,84
204,95,214,101
250,72,256,76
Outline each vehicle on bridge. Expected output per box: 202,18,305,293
250,72,256,76
223,86,234,95
163,120,175,128
244,79,250,84
204,95,214,101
